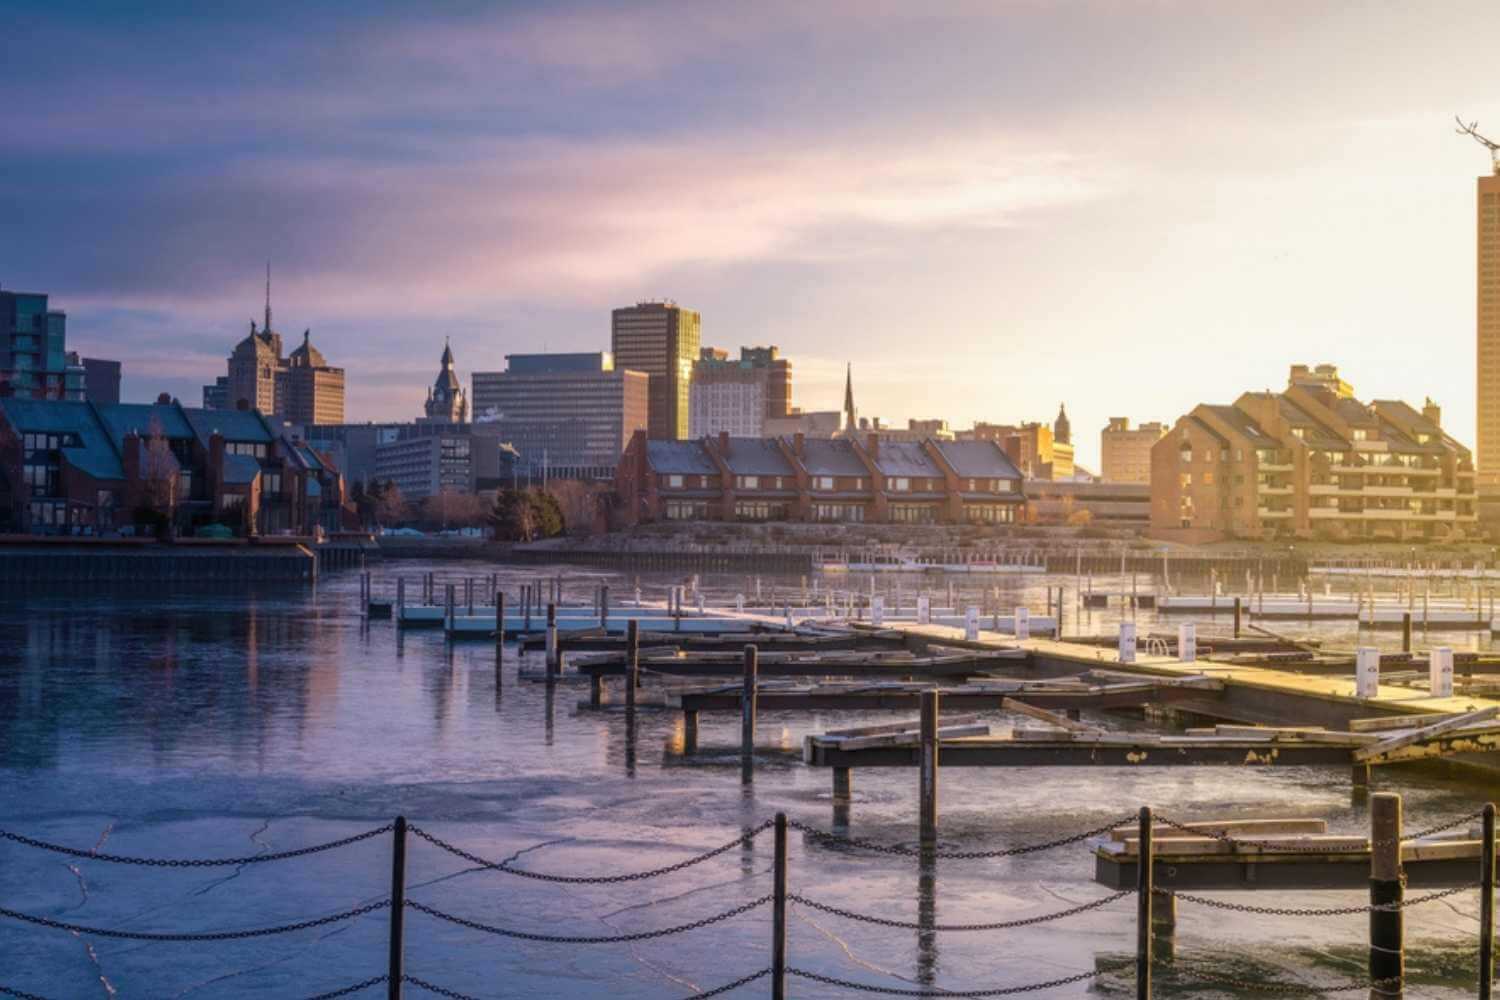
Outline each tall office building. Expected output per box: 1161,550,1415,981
1479,172,1500,487
208,277,344,423
688,345,793,438
1100,417,1166,484
610,301,700,440
0,285,86,400
82,358,122,405
471,353,648,480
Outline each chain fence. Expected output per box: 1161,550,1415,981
407,819,772,883
785,960,1134,997
789,889,1133,931
0,823,394,867
404,895,770,944
1161,883,1475,917
0,900,389,942
786,812,1137,859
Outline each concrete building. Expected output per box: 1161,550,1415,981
1100,417,1167,484
422,340,468,424
1151,364,1478,542
1025,479,1151,527
283,332,345,425
688,345,792,438
610,301,700,440
308,420,515,495
617,431,1023,526
964,421,1074,480
0,396,344,535
374,432,472,502
82,358,121,406
0,285,86,401
471,352,648,481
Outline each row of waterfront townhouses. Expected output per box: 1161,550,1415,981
1150,365,1477,542
616,431,1025,525
0,396,345,536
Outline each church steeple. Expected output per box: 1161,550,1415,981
1054,403,1071,445
843,363,856,432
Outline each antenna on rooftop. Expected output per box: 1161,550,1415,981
1456,115,1500,175
263,261,273,333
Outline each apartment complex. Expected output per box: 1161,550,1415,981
0,397,344,535
617,431,1023,525
0,285,86,401
470,352,648,481
610,302,700,440
1100,417,1166,483
688,345,793,438
1150,365,1477,542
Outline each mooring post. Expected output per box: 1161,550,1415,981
1369,792,1403,997
388,816,408,1000
626,619,640,710
494,592,505,686
601,584,609,629
445,583,455,635
466,576,474,616
741,645,759,770
546,603,559,676
772,812,788,999
1482,801,1495,1000
683,708,698,753
1136,805,1153,1000
523,585,532,631
397,576,406,620
1401,612,1412,654
832,766,852,801
919,689,939,844
1233,597,1242,638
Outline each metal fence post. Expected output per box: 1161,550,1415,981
919,689,939,845
741,645,759,773
1136,805,1152,1000
772,812,788,1000
388,816,407,999
1483,802,1495,1000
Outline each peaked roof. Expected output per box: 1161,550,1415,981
646,440,717,475
183,406,274,445
798,437,867,477
96,402,196,449
0,398,123,480
933,439,1022,479
873,441,940,477
719,438,794,476
289,330,327,367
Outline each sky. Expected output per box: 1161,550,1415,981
5,1,1500,472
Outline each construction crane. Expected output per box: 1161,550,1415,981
1456,114,1500,175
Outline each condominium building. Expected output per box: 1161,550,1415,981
471,352,648,481
1100,417,1166,484
1151,364,1478,542
688,345,793,438
0,285,86,401
610,301,700,440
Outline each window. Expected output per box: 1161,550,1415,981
890,503,935,524
263,471,282,495
889,477,910,492
813,476,835,490
735,475,759,490
1351,429,1369,441
666,474,684,488
1202,471,1214,485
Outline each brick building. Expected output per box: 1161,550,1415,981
0,396,345,536
1151,365,1478,542
617,431,1023,525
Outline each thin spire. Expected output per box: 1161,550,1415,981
843,362,856,431
263,261,272,334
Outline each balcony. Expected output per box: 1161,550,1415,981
1256,507,1294,518
1362,485,1413,497
1256,483,1294,495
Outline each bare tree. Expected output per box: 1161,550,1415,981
140,415,180,521
546,479,606,536
423,489,485,529
374,481,406,528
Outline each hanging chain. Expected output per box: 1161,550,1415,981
407,821,772,883
789,889,1132,931
0,900,389,942
784,960,1132,997
1162,884,1475,917
0,824,394,868
404,895,770,944
787,813,1137,859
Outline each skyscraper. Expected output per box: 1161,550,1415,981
0,284,86,400
610,302,700,440
1479,171,1500,487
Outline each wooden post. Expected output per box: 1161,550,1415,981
741,645,758,766
626,619,639,710
546,603,559,676
388,816,407,1000
1369,793,1403,996
832,767,852,801
1136,805,1152,1000
523,585,532,631
1482,801,1495,1000
683,708,698,753
397,576,406,620
445,583,455,634
601,584,609,629
1233,597,1242,639
919,689,939,844
494,592,505,686
772,812,788,1000
1401,612,1412,654
466,576,474,615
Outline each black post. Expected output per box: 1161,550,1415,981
626,619,639,710
388,816,407,999
1232,597,1242,639
741,645,758,780
1401,612,1412,654
919,689,939,845
1369,792,1403,995
601,584,609,630
546,602,559,677
1483,802,1495,1000
772,812,788,1000
1136,805,1152,1000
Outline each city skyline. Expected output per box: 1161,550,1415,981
7,2,1500,473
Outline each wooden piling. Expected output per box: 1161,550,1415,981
1401,612,1412,654
1369,793,1403,996
601,584,609,629
741,645,758,765
445,583,455,634
1233,596,1242,639
683,708,698,753
832,766,852,801
626,620,640,710
494,592,505,687
919,689,939,844
1136,805,1152,1000
546,603,559,677
397,577,406,619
